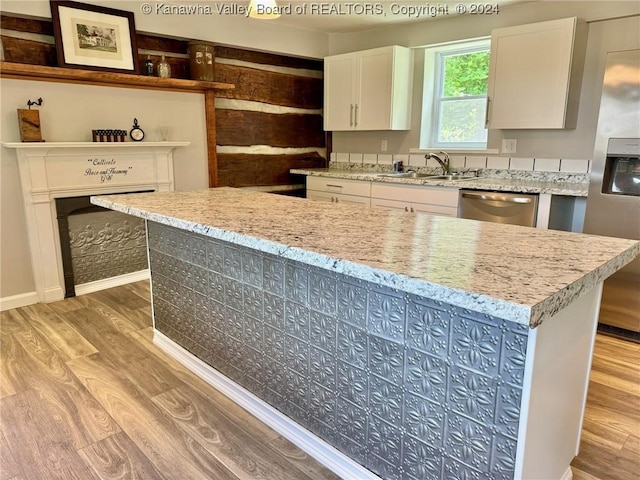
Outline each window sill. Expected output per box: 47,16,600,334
410,148,500,155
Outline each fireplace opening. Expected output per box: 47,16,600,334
55,194,150,297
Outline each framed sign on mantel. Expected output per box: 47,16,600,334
50,0,140,74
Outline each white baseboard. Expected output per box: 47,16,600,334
561,467,574,480
0,291,38,311
1,270,150,311
153,330,380,480
43,286,65,303
75,269,149,296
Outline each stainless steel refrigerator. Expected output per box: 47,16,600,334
583,49,640,335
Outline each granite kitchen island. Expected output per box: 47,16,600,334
93,188,639,480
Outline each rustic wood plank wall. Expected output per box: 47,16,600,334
213,46,326,188
0,14,191,76
1,14,326,188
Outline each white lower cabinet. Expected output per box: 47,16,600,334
306,177,371,206
305,176,583,228
306,177,459,215
371,183,459,217
307,190,371,206
371,198,458,216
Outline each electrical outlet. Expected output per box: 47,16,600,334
381,140,388,152
502,138,517,154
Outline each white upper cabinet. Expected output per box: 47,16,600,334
324,46,413,131
323,55,356,131
486,17,587,130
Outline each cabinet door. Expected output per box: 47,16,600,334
306,190,370,206
357,48,394,130
487,17,584,129
307,177,371,197
333,192,371,206
371,198,411,211
411,203,458,217
324,54,356,131
372,198,457,216
357,46,412,131
306,190,333,203
371,183,459,208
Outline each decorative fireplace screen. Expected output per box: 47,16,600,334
56,196,147,297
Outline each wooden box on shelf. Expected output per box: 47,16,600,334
17,109,43,142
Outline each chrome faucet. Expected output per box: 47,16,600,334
425,151,451,175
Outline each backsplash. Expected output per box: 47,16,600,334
329,153,591,183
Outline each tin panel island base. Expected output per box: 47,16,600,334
92,188,640,480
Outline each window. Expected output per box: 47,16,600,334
421,39,490,150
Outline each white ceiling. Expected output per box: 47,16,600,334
262,0,536,33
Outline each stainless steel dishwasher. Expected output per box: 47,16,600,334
458,190,539,226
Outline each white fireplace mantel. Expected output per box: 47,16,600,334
3,141,189,303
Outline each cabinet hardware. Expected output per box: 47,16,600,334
485,97,491,128
354,104,359,127
461,191,532,204
326,184,343,189
350,104,354,127
404,206,408,212
410,207,414,213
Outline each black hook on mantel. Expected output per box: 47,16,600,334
27,97,43,109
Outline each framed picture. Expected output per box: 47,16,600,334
50,1,140,74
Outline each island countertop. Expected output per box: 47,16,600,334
92,187,638,327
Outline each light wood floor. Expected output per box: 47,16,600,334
1,281,638,480
0,282,339,480
571,333,640,480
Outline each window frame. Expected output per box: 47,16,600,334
420,37,491,150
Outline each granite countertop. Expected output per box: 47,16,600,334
290,168,589,197
92,188,638,328
237,184,305,193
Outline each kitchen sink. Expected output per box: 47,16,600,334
377,172,438,178
428,175,479,181
377,172,478,181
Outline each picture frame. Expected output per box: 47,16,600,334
50,1,140,74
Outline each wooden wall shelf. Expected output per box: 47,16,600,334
0,61,233,187
0,61,235,93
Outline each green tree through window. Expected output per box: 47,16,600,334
443,51,489,97
422,40,490,149
438,49,489,145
